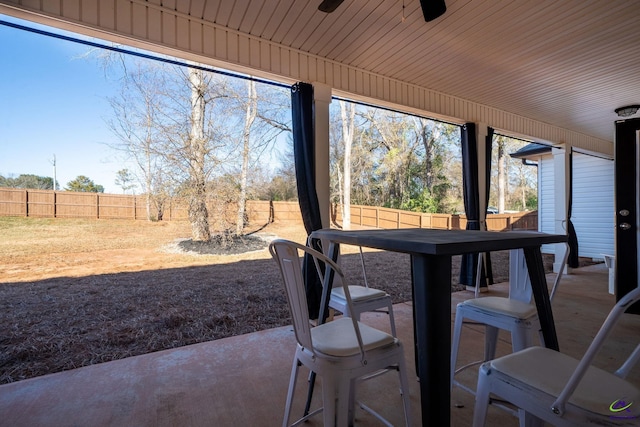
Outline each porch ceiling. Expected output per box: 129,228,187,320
192,0,640,142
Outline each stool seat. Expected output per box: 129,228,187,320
461,296,538,319
331,285,387,301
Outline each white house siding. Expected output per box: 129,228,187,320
536,152,614,259
538,155,556,254
571,152,615,260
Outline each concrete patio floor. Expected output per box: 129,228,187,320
1,262,638,426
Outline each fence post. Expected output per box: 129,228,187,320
96,194,100,219
24,189,28,217
53,190,57,218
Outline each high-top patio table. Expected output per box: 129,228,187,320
310,228,567,426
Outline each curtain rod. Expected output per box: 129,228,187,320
331,95,460,128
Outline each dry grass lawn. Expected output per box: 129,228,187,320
0,216,529,384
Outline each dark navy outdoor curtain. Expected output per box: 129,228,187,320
459,124,495,287
459,123,480,287
291,82,324,319
567,149,579,268
480,127,495,286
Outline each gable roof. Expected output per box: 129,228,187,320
510,143,552,159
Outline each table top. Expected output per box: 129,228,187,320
310,228,567,256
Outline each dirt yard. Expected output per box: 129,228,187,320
0,217,547,384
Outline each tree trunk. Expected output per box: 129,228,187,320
236,81,258,235
187,67,211,242
519,165,527,209
497,136,506,213
340,101,356,229
146,158,152,220
419,119,435,192
144,112,154,221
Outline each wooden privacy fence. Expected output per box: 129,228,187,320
0,187,537,231
0,188,302,223
335,204,538,231
0,188,161,220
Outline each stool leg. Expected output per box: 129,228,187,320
347,378,356,426
484,325,499,361
283,357,300,427
472,365,491,427
518,409,545,427
450,309,465,390
386,299,397,337
397,352,412,426
322,373,337,427
336,377,350,427
511,325,535,352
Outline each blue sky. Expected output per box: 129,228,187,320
0,15,132,193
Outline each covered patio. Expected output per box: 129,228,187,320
1,1,639,425
1,262,637,426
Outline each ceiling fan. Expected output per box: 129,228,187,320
318,0,447,22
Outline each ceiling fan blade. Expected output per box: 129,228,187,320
318,0,345,13
420,0,447,22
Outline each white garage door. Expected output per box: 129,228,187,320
571,152,615,259
538,155,556,254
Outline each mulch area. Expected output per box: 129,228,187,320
0,237,554,385
178,235,269,255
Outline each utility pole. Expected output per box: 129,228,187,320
51,154,57,190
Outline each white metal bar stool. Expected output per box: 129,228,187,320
451,243,569,396
309,237,397,337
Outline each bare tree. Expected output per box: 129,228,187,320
339,100,356,229
236,80,258,235
103,54,231,235
105,60,168,220
488,135,538,212
362,110,419,208
509,146,538,211
413,118,459,212
185,67,211,241
115,169,137,194
100,50,294,239
226,79,290,232
329,103,461,214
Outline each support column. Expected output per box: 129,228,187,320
553,145,570,273
313,82,332,228
476,123,488,230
